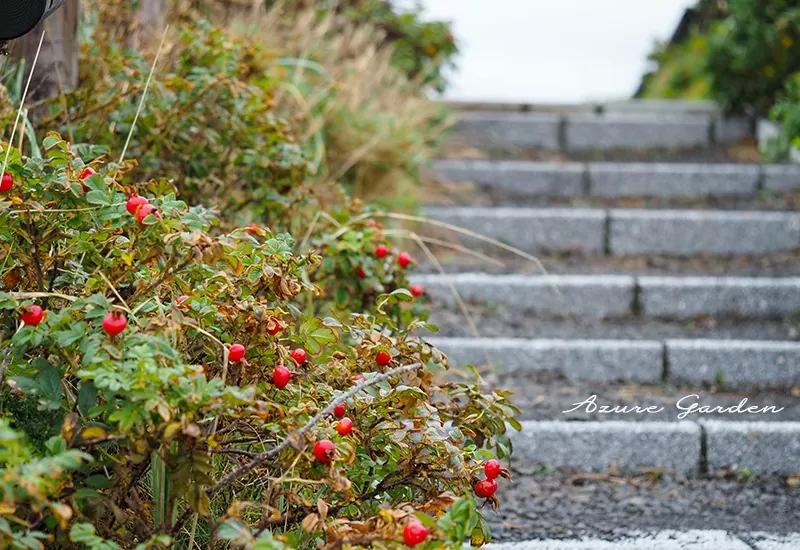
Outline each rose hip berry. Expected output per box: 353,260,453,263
355,266,366,279
375,244,389,258
20,305,44,326
398,252,412,268
228,344,246,362
273,364,292,389
484,459,501,480
80,167,96,180
313,439,335,463
102,311,127,336
136,203,156,224
265,317,283,336
409,284,423,297
376,351,391,367
0,172,13,193
403,521,429,547
290,348,307,365
333,403,346,418
126,195,148,215
474,479,498,498
176,295,191,311
336,417,353,436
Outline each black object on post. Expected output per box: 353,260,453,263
0,0,69,40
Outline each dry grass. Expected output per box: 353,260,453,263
171,1,451,208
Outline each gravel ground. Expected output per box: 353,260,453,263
484,468,800,542
424,309,800,341
419,249,800,277
476,372,800,422
425,180,800,211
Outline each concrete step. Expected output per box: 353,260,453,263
422,250,800,277
486,532,800,549
419,206,800,256
509,420,800,475
452,112,751,152
433,160,800,199
463,373,800,423
410,273,800,321
430,337,800,387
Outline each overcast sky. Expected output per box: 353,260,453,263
418,0,696,103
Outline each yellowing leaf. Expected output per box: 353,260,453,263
81,426,107,441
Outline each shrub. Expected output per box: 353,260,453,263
0,136,519,548
767,72,800,161
172,0,459,93
706,0,800,115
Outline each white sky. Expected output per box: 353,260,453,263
418,0,697,103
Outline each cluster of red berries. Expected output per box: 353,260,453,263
474,459,503,499
357,245,419,288
126,194,156,224
21,303,129,336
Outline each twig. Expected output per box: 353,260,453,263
97,271,131,313
382,229,504,268
2,32,45,181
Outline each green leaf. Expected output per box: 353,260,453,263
85,190,110,206
78,382,98,415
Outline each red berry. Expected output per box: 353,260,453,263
376,351,391,367
355,266,366,279
474,479,498,498
375,244,389,258
20,305,43,326
102,311,127,336
398,252,412,268
126,194,148,215
336,417,353,436
484,459,501,480
0,172,13,193
228,343,246,362
403,521,430,547
80,167,96,180
176,295,191,311
273,364,292,389
333,403,346,418
136,203,156,224
290,348,307,365
410,284,423,297
353,375,366,383
266,317,283,336
313,439,335,463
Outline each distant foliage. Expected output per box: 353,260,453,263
706,0,800,115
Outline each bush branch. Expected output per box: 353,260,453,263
171,362,424,535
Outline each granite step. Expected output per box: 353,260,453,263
410,273,800,321
418,206,800,257
452,112,751,152
429,337,800,388
433,160,800,200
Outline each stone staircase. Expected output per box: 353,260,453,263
412,102,800,547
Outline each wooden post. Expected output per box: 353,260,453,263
11,0,80,103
